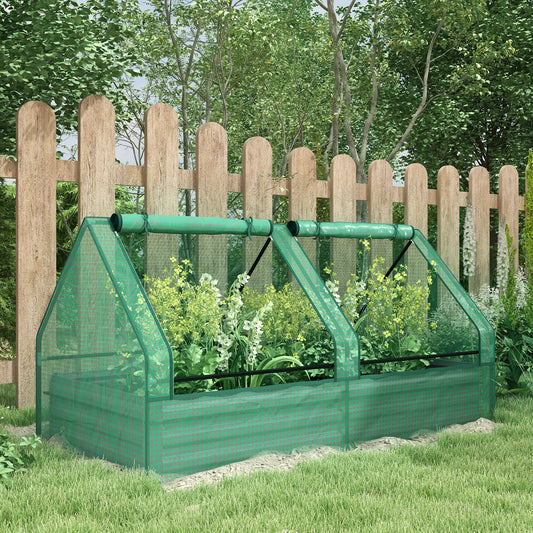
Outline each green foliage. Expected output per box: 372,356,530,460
483,149,533,392
525,149,533,327
333,256,435,373
0,183,15,352
140,250,462,395
144,260,310,394
0,0,139,155
0,385,35,427
503,225,519,328
402,0,533,180
472,224,533,394
0,432,41,487
244,283,322,347
130,0,332,174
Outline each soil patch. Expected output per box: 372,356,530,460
2,418,498,491
164,417,498,491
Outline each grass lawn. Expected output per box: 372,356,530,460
1,383,532,532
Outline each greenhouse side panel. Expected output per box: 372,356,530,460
48,372,146,468
148,380,346,476
347,365,485,442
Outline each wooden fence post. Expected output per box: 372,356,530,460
437,166,460,279
368,160,393,264
78,95,116,223
288,147,317,267
498,165,520,269
196,123,228,287
16,102,57,407
404,164,428,236
404,163,428,283
144,103,181,276
242,137,273,290
469,167,491,292
330,154,357,292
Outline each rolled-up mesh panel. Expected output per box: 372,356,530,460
37,216,495,477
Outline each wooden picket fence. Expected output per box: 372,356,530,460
0,95,527,407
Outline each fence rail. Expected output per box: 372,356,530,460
0,95,527,407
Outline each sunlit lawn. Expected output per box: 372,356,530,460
1,383,532,532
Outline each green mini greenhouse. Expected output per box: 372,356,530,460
36,215,495,476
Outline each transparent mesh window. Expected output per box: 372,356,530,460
141,231,337,395
320,236,479,375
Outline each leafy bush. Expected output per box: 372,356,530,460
472,211,533,394
328,257,436,374
136,253,465,393
0,432,41,487
144,261,308,393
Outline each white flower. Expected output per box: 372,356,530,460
463,197,476,278
236,273,250,286
496,218,509,295
326,279,341,306
199,273,213,284
515,267,527,309
472,284,501,327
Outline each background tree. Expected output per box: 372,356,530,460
0,0,139,155
132,0,332,176
401,0,533,185
0,0,140,351
314,0,490,183
0,184,15,353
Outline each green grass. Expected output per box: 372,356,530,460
0,384,35,426
1,394,533,532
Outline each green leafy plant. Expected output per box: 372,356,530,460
329,256,435,373
0,432,41,487
472,214,533,394
144,261,309,394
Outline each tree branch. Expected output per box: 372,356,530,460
359,0,380,166
336,0,358,44
386,9,447,162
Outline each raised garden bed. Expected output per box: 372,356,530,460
37,215,495,476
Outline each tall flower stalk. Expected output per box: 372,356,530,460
496,217,509,296
525,149,533,327
463,196,476,289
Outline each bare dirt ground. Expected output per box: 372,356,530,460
3,418,498,491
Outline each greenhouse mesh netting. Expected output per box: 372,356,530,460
36,215,495,476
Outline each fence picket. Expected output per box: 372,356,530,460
16,101,57,407
78,95,116,223
330,154,357,292
368,160,393,264
242,137,273,289
144,104,181,276
498,165,520,268
196,123,228,287
437,166,460,279
469,167,491,292
288,147,318,266
405,163,428,284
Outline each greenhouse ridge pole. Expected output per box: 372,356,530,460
287,220,415,240
110,213,273,237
